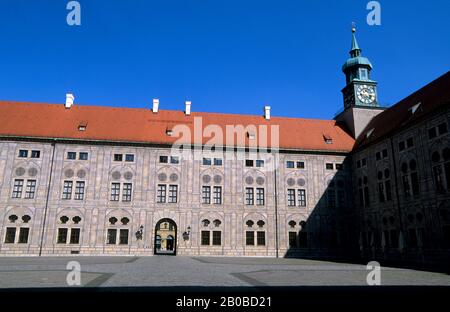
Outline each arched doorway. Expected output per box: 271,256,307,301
154,218,177,255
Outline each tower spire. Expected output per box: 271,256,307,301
350,23,361,57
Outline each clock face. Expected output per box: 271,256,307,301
356,85,376,104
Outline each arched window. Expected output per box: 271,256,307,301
377,169,392,203
432,149,450,193
57,215,81,245
4,214,31,244
402,160,420,197
245,219,266,246
201,218,222,246
106,216,130,245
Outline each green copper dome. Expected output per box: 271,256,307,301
342,56,373,72
342,27,373,73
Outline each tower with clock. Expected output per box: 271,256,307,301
342,26,379,108
335,25,385,139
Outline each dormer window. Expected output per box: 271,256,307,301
323,134,333,144
409,102,421,115
78,122,87,132
247,132,255,140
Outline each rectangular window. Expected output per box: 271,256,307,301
75,181,85,200
406,137,414,148
356,160,361,168
428,127,437,139
245,159,254,167
399,141,405,151
57,228,68,244
403,175,411,197
298,189,306,207
213,158,222,166
411,172,420,195
107,229,117,244
378,182,385,203
297,161,305,169
201,231,210,245
335,164,343,171
157,184,166,203
12,179,24,198
110,183,120,201
390,230,399,248
382,149,388,158
409,228,418,248
385,180,392,201
286,161,295,169
70,228,80,244
376,152,381,161
114,154,123,161
362,158,367,167
31,150,40,158
25,180,36,199
212,231,221,245
213,186,222,205
122,183,132,202
245,188,254,205
246,231,255,245
445,162,450,190
289,232,297,247
18,228,29,244
256,160,264,168
79,152,88,160
438,122,448,135
168,185,178,203
62,181,73,200
299,232,308,248
202,186,211,204
202,158,211,166
67,152,76,160
359,188,364,207
256,188,265,206
433,165,445,193
337,190,345,208
119,229,129,245
364,186,370,207
256,231,266,246
18,150,28,158
327,189,336,208
4,227,16,243
326,163,334,170
170,156,179,164
125,154,134,162
287,189,296,206
159,156,168,163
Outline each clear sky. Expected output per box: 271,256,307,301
0,0,449,119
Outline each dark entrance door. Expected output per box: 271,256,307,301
154,218,177,255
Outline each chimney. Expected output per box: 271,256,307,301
264,105,271,120
185,100,191,116
65,93,74,109
152,99,159,113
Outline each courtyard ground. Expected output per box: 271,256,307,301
0,256,448,288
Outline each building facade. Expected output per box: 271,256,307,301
0,30,449,265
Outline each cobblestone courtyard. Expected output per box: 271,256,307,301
0,256,449,288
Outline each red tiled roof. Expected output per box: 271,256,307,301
0,101,354,152
356,71,450,148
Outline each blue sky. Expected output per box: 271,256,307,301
0,0,449,119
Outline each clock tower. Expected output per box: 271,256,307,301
342,26,379,108
335,26,384,139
